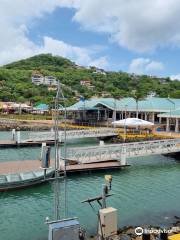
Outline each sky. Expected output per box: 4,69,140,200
1,0,180,79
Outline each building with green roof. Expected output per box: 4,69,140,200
66,97,180,132
158,108,180,132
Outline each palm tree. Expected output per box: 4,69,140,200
131,89,146,118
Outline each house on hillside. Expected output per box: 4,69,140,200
31,74,44,85
31,74,57,86
80,79,94,89
91,67,106,75
44,76,58,86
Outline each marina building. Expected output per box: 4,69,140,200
66,97,180,132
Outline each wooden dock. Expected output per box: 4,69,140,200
0,160,126,175
61,161,127,173
0,160,42,174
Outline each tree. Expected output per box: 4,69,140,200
131,89,146,118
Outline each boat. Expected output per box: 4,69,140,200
0,169,54,191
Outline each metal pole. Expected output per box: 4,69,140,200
54,81,61,221
102,184,106,209
124,105,128,142
113,98,116,128
59,83,68,218
170,107,172,135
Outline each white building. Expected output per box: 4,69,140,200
32,75,57,86
31,74,44,85
44,76,58,86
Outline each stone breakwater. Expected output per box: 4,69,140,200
0,118,53,131
0,123,51,131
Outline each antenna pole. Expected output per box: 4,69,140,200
53,81,68,220
58,81,68,218
54,81,61,220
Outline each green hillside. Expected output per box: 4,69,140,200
5,54,75,71
0,53,180,106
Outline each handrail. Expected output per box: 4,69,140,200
65,138,180,163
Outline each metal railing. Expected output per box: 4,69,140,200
64,139,180,163
26,128,118,142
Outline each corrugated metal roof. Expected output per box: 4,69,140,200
158,108,180,118
34,103,49,110
67,97,180,112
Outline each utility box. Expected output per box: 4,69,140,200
98,207,118,238
48,218,80,240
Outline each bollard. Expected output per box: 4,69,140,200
12,129,16,141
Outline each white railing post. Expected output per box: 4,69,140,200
12,129,16,141
17,131,21,144
121,146,127,165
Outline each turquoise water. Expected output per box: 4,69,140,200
0,132,180,240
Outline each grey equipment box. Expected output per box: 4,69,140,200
48,218,80,240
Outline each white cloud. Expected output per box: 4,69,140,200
0,0,107,68
70,0,180,53
129,58,164,75
170,74,180,81
88,57,108,69
0,0,179,70
41,37,108,68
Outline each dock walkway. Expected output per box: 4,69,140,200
0,160,124,175
0,128,117,147
0,140,55,148
66,138,180,164
27,128,118,141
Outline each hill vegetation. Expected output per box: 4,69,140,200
0,53,180,106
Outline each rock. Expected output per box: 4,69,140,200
119,234,131,240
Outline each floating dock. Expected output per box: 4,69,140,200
0,140,56,148
0,160,126,175
0,160,127,191
61,161,127,173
